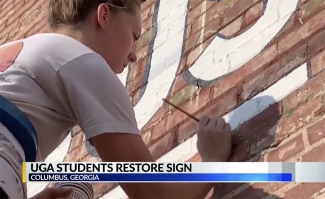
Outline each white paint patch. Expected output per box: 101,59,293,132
133,0,188,130
27,135,72,197
101,63,309,199
119,0,299,131
189,0,299,80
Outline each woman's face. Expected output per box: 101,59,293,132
96,5,142,74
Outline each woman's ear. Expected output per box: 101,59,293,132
96,3,111,29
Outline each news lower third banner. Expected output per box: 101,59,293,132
22,162,325,183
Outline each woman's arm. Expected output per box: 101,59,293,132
91,116,232,199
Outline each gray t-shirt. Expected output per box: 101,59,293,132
0,33,139,161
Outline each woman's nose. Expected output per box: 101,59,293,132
128,52,137,63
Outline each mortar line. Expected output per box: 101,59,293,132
199,1,206,54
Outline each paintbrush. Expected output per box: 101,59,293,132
162,98,199,122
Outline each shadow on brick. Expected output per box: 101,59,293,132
209,95,283,199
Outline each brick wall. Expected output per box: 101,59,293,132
2,0,325,198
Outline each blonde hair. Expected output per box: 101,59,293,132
48,0,143,29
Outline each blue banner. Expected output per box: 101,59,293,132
28,173,292,182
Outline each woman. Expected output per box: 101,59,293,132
0,0,232,198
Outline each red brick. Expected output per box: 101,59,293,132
141,16,152,33
0,23,6,32
248,127,277,157
311,48,325,76
7,0,36,26
201,2,222,26
278,9,325,54
23,13,48,38
243,1,263,26
188,1,218,23
229,143,248,162
0,33,9,45
64,147,83,162
141,129,151,145
213,183,244,198
183,30,201,57
136,46,149,61
186,36,213,67
177,89,238,142
191,14,203,35
267,134,305,161
235,102,282,140
0,0,11,9
183,27,218,62
185,3,223,53
169,84,198,107
202,17,222,42
73,125,82,134
210,44,277,101
282,183,325,199
172,39,276,114
130,88,140,106
0,18,6,32
148,119,171,142
250,183,286,193
141,5,153,20
79,154,100,162
298,0,325,21
39,26,50,34
187,1,205,23
126,74,145,94
218,15,243,38
306,118,325,145
0,1,15,20
221,0,258,27
69,133,84,151
91,183,116,199
74,141,91,161
170,74,188,95
12,0,21,6
300,0,311,4
277,96,324,140
127,58,147,81
168,85,209,113
308,28,325,56
176,57,188,75
241,44,307,101
7,0,29,26
149,130,175,159
188,6,221,43
184,23,192,41
230,187,277,199
0,20,18,41
274,17,297,44
209,88,239,116
149,85,238,146
140,0,155,10
141,103,169,129
281,68,325,113
137,29,152,50
301,143,325,161
231,183,286,199
188,0,204,11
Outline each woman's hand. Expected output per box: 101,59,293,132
29,187,73,199
197,116,232,162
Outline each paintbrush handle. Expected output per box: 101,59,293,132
162,99,199,122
